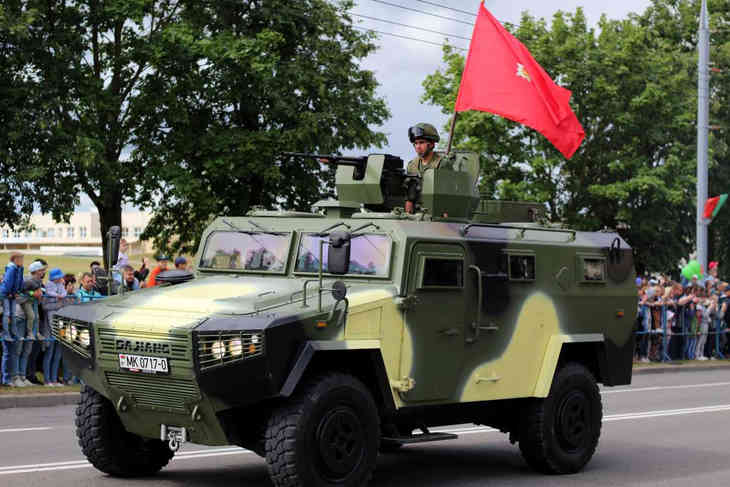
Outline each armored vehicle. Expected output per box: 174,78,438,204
57,151,636,486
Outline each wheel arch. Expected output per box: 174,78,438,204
533,334,608,397
279,341,396,415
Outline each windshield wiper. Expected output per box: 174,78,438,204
315,221,351,237
221,218,286,236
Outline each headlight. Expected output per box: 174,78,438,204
229,338,243,357
211,340,225,360
79,329,90,348
53,317,93,359
197,332,265,372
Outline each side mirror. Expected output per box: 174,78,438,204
107,226,122,268
328,231,351,275
332,281,348,301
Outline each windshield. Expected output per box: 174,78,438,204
200,231,291,273
295,234,391,277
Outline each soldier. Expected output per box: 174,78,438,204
406,123,443,177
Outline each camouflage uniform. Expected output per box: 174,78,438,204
406,152,445,177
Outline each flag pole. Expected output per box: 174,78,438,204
446,112,459,154
697,0,710,272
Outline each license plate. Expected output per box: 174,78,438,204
119,354,169,374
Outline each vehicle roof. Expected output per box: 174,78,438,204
206,217,630,251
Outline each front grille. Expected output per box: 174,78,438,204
197,331,265,372
52,316,92,358
97,328,190,361
106,372,200,413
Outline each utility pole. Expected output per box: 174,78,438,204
697,0,710,271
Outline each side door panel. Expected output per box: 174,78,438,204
399,243,467,402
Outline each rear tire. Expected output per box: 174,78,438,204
76,386,174,477
265,372,380,486
518,363,602,474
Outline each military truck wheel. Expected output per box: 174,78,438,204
518,363,602,474
265,372,380,486
76,386,174,477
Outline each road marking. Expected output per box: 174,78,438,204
0,427,53,434
0,447,252,475
2,404,730,475
605,404,730,421
602,381,730,395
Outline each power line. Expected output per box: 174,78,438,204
354,26,467,51
369,0,474,26
411,0,477,17
351,13,472,41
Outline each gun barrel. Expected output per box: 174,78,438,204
282,152,367,166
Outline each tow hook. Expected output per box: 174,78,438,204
161,425,187,452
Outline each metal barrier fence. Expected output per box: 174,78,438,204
635,304,728,362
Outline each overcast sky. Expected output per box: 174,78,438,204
353,0,653,159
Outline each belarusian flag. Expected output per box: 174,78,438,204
703,194,728,220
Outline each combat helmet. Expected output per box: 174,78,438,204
408,123,440,143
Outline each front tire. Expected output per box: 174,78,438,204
76,386,174,477
518,363,602,474
265,372,380,486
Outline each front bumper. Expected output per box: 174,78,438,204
57,311,306,445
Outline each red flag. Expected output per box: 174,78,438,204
454,3,585,159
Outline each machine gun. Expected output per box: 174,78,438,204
283,152,394,181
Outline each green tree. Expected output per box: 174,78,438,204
0,0,388,261
130,0,389,254
423,5,699,273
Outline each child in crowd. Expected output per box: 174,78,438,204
696,293,719,360
42,268,67,387
17,261,45,340
0,253,24,341
43,268,66,333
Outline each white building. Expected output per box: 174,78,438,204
0,211,153,251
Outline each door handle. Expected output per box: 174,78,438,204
438,328,460,337
468,265,483,343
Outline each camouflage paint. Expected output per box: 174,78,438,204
57,162,635,447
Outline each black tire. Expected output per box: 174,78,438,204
265,372,380,487
518,363,602,474
76,386,174,477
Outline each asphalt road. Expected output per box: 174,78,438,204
1,369,730,487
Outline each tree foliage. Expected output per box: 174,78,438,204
134,0,389,253
422,0,729,274
0,0,388,260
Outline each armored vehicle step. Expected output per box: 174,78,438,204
381,431,458,447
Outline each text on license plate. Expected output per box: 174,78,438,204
119,354,169,374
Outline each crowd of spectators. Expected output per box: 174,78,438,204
0,241,191,388
636,261,730,362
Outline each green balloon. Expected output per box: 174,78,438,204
682,260,703,280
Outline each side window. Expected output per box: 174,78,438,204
420,258,464,289
579,256,607,283
509,254,536,281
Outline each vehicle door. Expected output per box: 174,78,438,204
399,242,468,403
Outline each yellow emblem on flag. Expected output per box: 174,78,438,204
516,63,531,82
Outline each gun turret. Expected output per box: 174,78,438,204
286,151,480,219
285,152,409,211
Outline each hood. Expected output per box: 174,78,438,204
109,275,305,316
